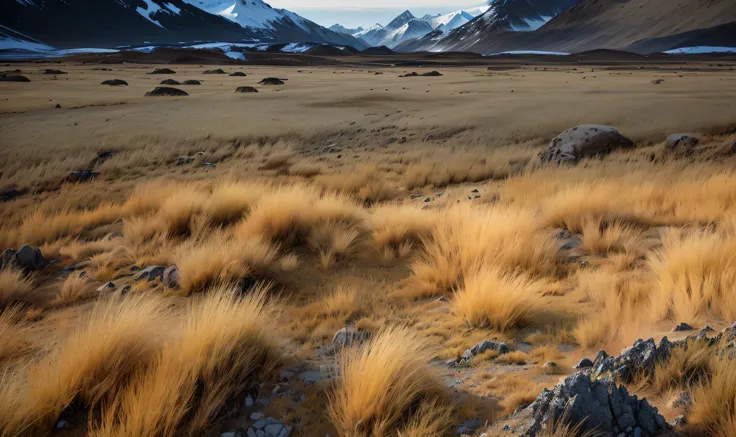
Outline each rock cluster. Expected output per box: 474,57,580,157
246,417,291,437
523,373,669,437
591,337,674,383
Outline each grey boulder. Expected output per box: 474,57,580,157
665,133,699,153
540,125,634,164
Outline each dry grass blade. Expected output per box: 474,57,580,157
0,267,34,309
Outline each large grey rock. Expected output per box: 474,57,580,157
523,373,669,437
665,134,699,153
16,245,45,271
540,125,634,164
332,326,368,347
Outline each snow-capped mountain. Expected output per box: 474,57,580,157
352,8,487,48
2,0,367,49
328,24,364,35
431,10,476,32
395,0,579,52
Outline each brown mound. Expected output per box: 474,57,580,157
235,86,259,93
181,80,201,85
101,79,128,86
422,71,443,77
230,72,247,77
42,69,67,75
145,87,188,97
0,75,30,82
160,79,181,85
149,68,176,74
399,72,419,77
259,77,285,85
203,69,227,74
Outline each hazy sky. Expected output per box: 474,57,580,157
268,1,488,28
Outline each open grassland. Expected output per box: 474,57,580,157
1,61,736,437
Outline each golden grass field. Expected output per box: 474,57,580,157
1,59,736,437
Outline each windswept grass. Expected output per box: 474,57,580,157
411,205,561,296
203,181,264,226
649,228,736,324
0,295,168,435
689,356,736,437
328,326,452,437
53,272,94,305
93,285,279,436
0,306,30,364
0,267,34,309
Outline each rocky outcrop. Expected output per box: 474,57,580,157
236,86,259,93
591,337,674,383
540,125,634,164
665,133,699,154
524,373,669,437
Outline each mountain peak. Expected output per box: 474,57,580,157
386,10,416,29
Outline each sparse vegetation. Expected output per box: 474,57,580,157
1,60,736,437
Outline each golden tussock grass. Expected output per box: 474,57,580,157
202,181,264,226
58,235,120,262
688,356,736,437
495,351,529,365
0,294,168,435
648,338,714,394
572,270,649,351
328,326,452,437
236,185,366,248
649,228,736,324
0,267,34,309
53,273,94,305
452,268,551,332
411,205,561,296
0,306,30,364
175,235,280,295
315,165,401,204
93,285,279,436
370,205,437,259
579,217,645,255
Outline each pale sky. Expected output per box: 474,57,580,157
268,1,488,28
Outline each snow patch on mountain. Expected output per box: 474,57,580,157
183,0,308,31
136,0,165,29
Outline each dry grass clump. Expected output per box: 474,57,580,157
289,161,323,177
0,295,168,435
59,235,120,262
202,181,265,226
87,245,136,282
175,235,280,294
649,228,736,324
309,222,362,269
0,267,34,309
370,205,437,259
572,270,649,351
411,205,561,296
328,326,452,437
236,185,366,248
93,286,279,436
53,273,94,305
315,165,401,204
495,351,529,365
689,356,736,437
579,217,645,254
452,268,550,332
0,306,30,363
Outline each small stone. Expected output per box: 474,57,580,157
575,357,594,369
136,266,166,282
250,412,264,420
298,371,321,384
672,392,693,410
162,265,180,289
68,169,99,182
471,189,479,193
541,361,558,373
673,322,694,332
247,429,257,437
97,281,116,293
424,197,431,203
457,419,482,435
221,432,243,437
56,420,69,429
264,423,284,437
55,103,61,108
665,133,699,153
245,394,255,407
